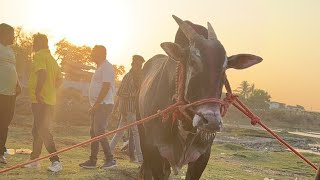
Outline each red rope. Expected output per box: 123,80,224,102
1,62,317,174
0,105,178,174
224,95,318,171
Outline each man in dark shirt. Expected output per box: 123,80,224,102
110,55,145,163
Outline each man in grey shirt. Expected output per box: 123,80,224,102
0,23,21,164
79,45,116,169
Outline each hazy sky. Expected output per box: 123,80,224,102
1,0,320,111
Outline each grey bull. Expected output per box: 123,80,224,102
137,15,263,180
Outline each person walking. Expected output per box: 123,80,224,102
79,45,117,169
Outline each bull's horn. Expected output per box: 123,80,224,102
207,22,217,40
172,15,199,41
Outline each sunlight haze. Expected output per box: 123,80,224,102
1,0,320,111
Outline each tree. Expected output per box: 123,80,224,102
55,39,92,65
235,81,252,100
113,65,125,80
249,83,255,94
11,27,33,86
247,89,271,110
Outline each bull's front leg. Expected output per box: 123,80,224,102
139,162,153,180
137,121,153,180
139,146,171,180
185,144,212,180
137,123,171,180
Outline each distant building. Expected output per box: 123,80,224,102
287,105,305,111
296,105,305,111
269,101,286,110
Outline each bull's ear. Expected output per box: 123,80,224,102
160,42,186,62
227,54,263,69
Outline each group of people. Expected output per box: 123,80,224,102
0,23,145,172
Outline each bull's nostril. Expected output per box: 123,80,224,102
197,112,208,124
202,117,208,124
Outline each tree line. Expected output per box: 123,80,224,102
13,27,272,110
13,27,125,84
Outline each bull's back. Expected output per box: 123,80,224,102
139,54,169,118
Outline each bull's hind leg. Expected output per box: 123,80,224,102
185,145,212,180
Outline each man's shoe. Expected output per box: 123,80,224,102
47,161,62,172
23,161,40,168
101,160,117,169
0,156,7,164
79,160,97,169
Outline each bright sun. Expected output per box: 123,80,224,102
28,0,130,64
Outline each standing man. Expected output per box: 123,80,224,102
79,45,116,169
24,33,62,172
0,23,21,164
110,55,145,163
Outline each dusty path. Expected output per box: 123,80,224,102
218,124,320,154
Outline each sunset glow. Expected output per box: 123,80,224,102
1,0,320,111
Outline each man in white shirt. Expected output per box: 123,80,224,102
79,45,116,169
0,23,21,164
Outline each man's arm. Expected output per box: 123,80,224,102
35,69,47,103
56,75,62,88
89,82,111,114
56,70,63,88
112,96,119,114
117,74,133,98
89,63,114,114
15,79,21,96
94,82,111,105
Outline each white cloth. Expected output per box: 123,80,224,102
0,43,17,95
89,60,115,106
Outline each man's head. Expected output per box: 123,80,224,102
33,33,49,52
0,23,14,46
131,55,145,71
91,45,107,64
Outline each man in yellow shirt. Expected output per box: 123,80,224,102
25,33,62,172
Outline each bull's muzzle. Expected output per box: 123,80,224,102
193,110,223,133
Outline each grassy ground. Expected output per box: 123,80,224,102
2,92,319,179
0,123,318,180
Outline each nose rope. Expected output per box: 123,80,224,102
170,62,318,171
168,62,231,126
